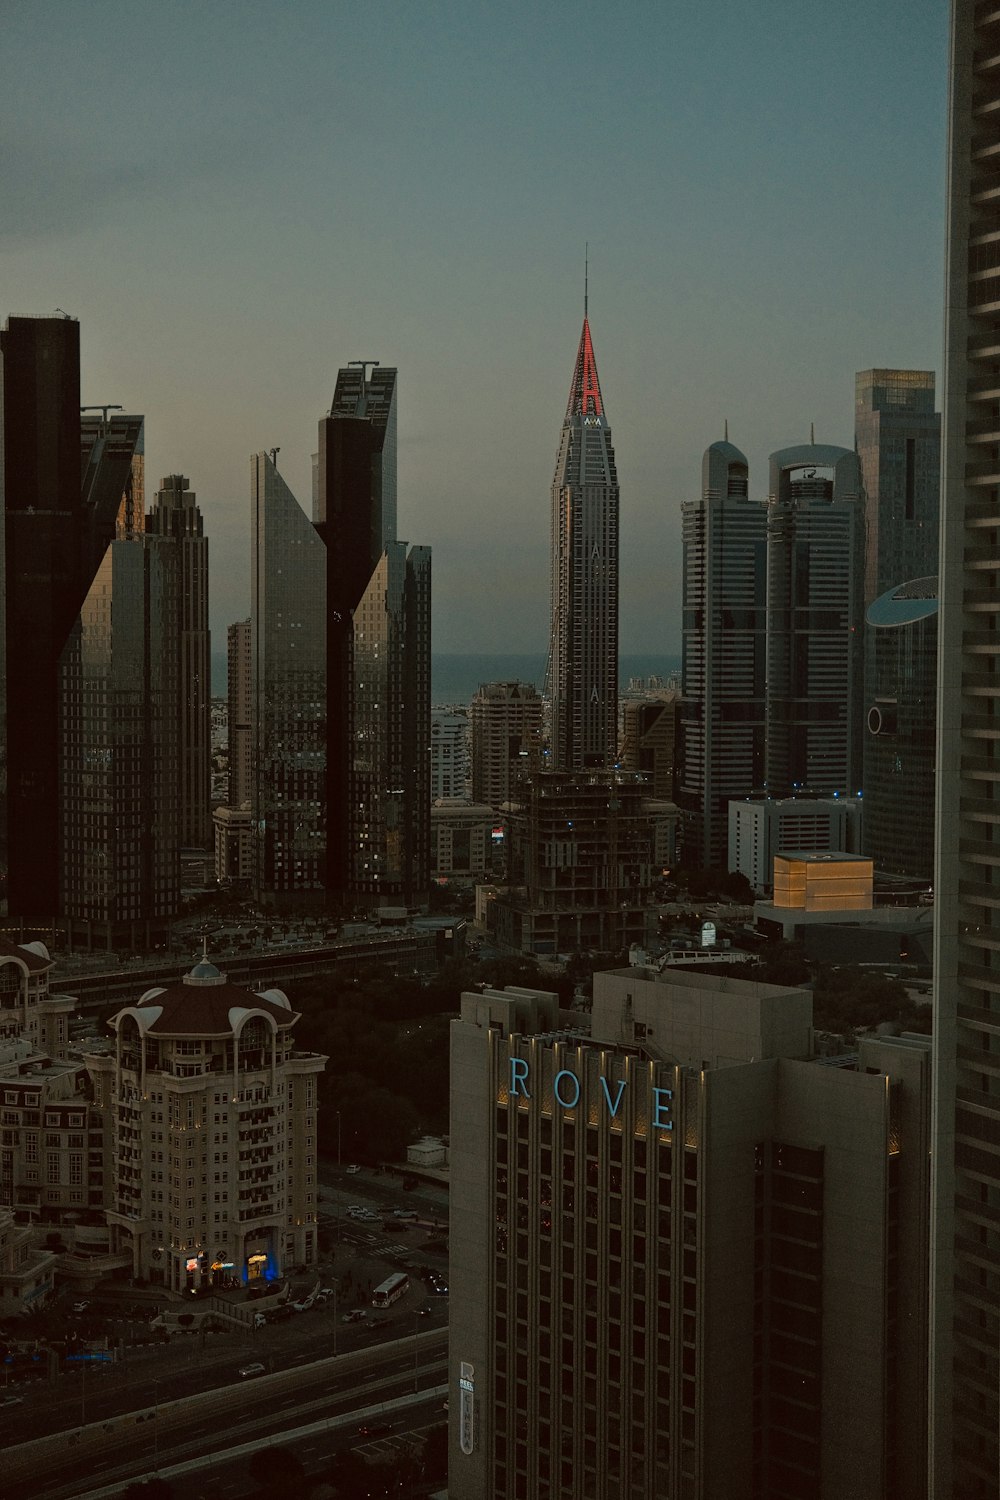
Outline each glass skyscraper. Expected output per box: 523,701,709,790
549,315,619,772
251,451,327,905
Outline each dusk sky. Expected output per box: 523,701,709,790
4,0,948,655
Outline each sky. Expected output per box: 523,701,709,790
3,0,949,655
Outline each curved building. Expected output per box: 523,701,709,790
864,577,938,881
765,443,865,799
86,958,326,1292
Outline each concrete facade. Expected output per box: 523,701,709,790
728,795,863,894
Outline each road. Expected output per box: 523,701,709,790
4,1330,449,1500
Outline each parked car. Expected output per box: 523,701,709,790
238,1362,265,1378
71,1301,90,1314
392,1209,418,1220
345,1164,362,1174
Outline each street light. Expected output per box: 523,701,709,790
152,1378,159,1475
335,1110,342,1168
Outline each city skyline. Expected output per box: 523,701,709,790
2,1,947,654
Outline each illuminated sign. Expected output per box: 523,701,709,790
459,1360,476,1455
508,1058,673,1130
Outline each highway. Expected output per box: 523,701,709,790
4,1329,448,1500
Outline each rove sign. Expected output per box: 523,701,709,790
508,1057,673,1130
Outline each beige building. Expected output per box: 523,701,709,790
431,799,496,881
0,1208,55,1317
85,958,326,1292
213,803,254,884
469,681,543,813
0,938,73,1058
449,969,931,1499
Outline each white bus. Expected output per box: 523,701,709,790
372,1272,410,1308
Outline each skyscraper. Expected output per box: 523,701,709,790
677,439,767,868
764,443,865,799
0,317,87,919
469,681,543,813
227,618,252,809
854,369,940,606
931,6,1000,1494
315,363,430,910
549,313,619,771
147,475,211,850
251,451,327,906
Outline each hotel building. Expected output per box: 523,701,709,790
85,958,326,1291
450,971,931,1499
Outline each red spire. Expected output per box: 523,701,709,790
566,317,604,420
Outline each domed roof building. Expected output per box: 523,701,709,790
85,958,326,1292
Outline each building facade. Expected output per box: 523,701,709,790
549,317,619,772
470,681,543,813
489,771,674,956
85,958,326,1291
251,451,327,907
227,618,253,810
855,368,940,609
677,440,767,867
728,794,863,894
619,693,678,803
431,799,497,882
449,972,931,1500
931,7,1000,1495
60,423,183,946
147,475,211,850
864,578,938,882
765,443,865,799
431,710,470,801
314,363,430,911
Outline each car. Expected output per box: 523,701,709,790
316,1287,336,1301
342,1309,368,1324
345,1164,362,1174
432,1283,449,1296
238,1362,266,1378
392,1209,418,1220
417,1307,432,1318
356,1421,390,1436
71,1301,90,1314
291,1299,314,1312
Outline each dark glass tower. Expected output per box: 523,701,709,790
315,363,430,910
0,317,125,920
764,443,865,799
147,475,211,850
549,316,619,771
677,439,767,868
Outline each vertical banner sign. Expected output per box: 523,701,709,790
459,1359,476,1455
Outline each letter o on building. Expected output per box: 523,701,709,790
553,1069,581,1109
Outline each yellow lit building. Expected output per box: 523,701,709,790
772,852,874,912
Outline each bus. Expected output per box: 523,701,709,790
372,1272,410,1308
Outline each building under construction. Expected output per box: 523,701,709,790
486,770,676,956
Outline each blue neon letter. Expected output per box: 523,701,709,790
652,1087,674,1130
553,1069,581,1108
599,1076,627,1118
509,1057,530,1099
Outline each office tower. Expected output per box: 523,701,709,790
0,317,88,919
728,793,863,894
676,440,767,867
765,443,865,799
931,6,1000,1495
351,540,431,906
431,800,497,881
855,369,940,605
449,972,931,1500
431,710,470,801
619,692,678,802
59,424,183,947
315,363,430,910
864,579,938,881
147,475,211,850
469,681,543,812
227,618,253,809
85,957,326,1289
251,451,327,906
549,313,619,771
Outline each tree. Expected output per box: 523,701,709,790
248,1444,306,1495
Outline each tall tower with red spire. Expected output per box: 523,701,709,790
549,303,619,770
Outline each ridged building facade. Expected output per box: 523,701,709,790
932,6,1000,1495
